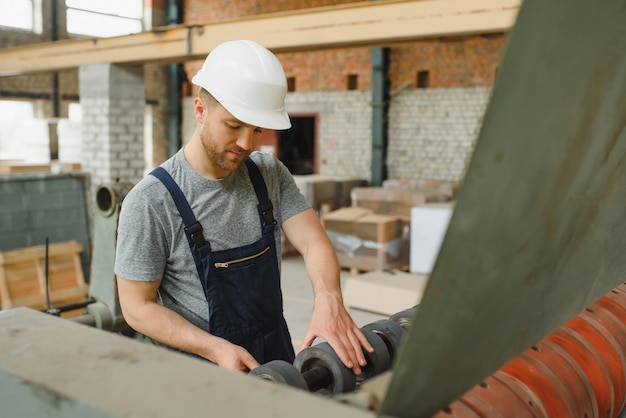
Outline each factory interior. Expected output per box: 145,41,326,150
1,0,626,417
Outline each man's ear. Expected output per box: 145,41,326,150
193,96,205,124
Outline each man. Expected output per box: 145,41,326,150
114,39,373,374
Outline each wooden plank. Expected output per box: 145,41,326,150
0,163,51,173
9,286,88,310
0,0,521,76
0,241,83,264
0,241,87,311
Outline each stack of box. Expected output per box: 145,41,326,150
283,175,368,255
321,207,409,272
293,175,368,215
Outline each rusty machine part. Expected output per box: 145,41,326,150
432,283,626,418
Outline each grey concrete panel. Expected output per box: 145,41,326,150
380,0,626,416
0,308,375,418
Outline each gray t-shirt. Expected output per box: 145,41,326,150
114,149,311,332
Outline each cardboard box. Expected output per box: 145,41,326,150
321,207,373,236
382,178,459,201
351,187,428,219
293,175,368,213
353,213,403,243
322,207,410,272
351,184,456,219
343,270,429,315
410,203,454,274
293,175,338,213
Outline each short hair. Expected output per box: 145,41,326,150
198,88,218,108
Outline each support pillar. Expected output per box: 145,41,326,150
78,63,145,189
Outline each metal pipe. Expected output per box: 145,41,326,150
370,47,389,187
167,0,184,157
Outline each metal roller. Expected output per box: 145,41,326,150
356,328,392,382
362,318,406,363
249,360,308,391
293,342,357,396
389,305,419,331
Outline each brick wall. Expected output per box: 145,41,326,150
389,87,492,182
183,0,365,23
390,35,504,89
1,1,506,187
79,64,145,188
287,91,372,179
182,0,505,183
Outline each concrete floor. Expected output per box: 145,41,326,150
280,253,388,352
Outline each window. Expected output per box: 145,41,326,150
0,0,42,33
416,70,430,89
0,101,49,162
57,103,83,163
66,0,143,38
347,74,359,91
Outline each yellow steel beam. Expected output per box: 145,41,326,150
0,0,520,76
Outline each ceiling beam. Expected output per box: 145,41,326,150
0,0,520,76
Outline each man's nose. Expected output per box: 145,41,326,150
236,128,256,151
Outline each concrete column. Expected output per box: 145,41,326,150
79,63,145,190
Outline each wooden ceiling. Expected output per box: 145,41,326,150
0,0,521,76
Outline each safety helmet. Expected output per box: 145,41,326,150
191,40,291,130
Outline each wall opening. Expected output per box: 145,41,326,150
347,74,359,91
417,70,430,89
278,116,315,175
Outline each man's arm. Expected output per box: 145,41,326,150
115,276,259,372
282,208,374,375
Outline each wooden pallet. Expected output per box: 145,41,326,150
0,241,88,314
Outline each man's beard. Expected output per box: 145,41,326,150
200,131,250,174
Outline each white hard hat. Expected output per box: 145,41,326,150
191,40,291,130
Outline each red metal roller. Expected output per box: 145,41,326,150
432,398,483,418
575,313,626,416
546,328,614,418
492,370,547,417
457,375,543,418
586,300,626,355
500,352,575,418
432,283,626,417
614,282,626,295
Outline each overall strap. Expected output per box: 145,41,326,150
244,158,277,231
150,167,208,281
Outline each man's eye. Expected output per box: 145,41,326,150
226,123,241,130
254,128,263,134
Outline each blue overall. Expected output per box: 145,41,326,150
150,158,295,364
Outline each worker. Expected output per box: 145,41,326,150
114,39,373,374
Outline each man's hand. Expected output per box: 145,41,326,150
209,338,260,372
298,292,374,375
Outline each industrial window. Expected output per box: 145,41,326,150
0,101,49,162
0,101,83,164
287,77,296,92
416,70,430,89
66,0,143,38
0,0,42,33
347,74,358,91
